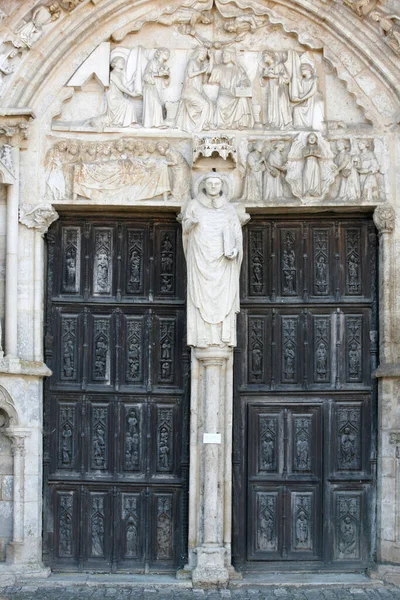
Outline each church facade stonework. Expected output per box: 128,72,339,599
0,0,399,587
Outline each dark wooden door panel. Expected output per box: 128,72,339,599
44,216,189,572
234,215,377,570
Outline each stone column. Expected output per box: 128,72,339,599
3,427,30,563
189,347,234,587
4,146,19,361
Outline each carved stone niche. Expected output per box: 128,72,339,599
193,135,237,171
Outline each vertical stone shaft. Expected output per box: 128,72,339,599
5,147,20,358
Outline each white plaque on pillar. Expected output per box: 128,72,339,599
203,433,221,444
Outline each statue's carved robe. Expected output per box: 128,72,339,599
182,192,243,347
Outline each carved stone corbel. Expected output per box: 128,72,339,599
19,203,59,236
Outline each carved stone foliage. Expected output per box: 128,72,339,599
156,495,173,560
373,203,396,234
257,493,278,552
335,495,361,560
20,203,59,234
337,406,361,470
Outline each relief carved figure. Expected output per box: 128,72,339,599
142,48,170,128
182,173,243,347
16,4,61,49
45,140,67,201
0,46,21,93
290,54,324,131
357,139,382,201
264,140,288,201
89,56,140,128
156,142,191,203
259,51,292,130
334,140,361,202
370,12,400,55
174,47,214,133
241,141,265,203
208,49,255,130
286,133,338,201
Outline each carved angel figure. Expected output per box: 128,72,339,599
90,56,140,128
290,53,324,130
175,47,214,133
335,140,361,201
156,142,191,203
208,49,254,130
223,14,267,35
264,140,288,201
16,4,61,49
286,132,338,200
259,51,292,129
182,173,243,347
241,141,265,203
370,12,400,54
142,48,170,128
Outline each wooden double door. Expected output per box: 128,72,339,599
233,216,378,570
43,215,189,572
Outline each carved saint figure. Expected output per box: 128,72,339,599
93,426,106,467
264,141,287,201
348,341,361,378
126,517,138,556
315,256,328,293
45,140,67,201
259,510,274,549
296,433,309,469
302,133,322,197
63,339,75,378
259,51,292,129
91,515,104,556
335,140,361,202
90,57,139,128
262,434,275,469
241,141,265,203
182,173,243,347
339,516,357,556
156,142,191,202
61,425,72,465
340,426,356,467
208,49,254,130
357,140,381,201
284,343,296,379
296,513,309,546
0,46,20,93
142,48,170,128
291,59,324,130
370,12,400,55
175,47,214,133
316,341,328,378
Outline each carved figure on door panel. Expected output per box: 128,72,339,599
296,513,309,546
142,48,170,128
182,173,243,347
262,434,275,469
62,425,73,465
316,342,328,379
259,51,292,129
339,516,357,556
208,49,254,130
284,343,296,379
340,426,357,467
296,433,309,469
175,47,213,133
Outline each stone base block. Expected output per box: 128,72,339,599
369,563,400,586
192,546,230,588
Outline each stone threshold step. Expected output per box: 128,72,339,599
13,572,383,589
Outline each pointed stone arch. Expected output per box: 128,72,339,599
0,384,19,427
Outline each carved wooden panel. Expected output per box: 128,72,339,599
45,216,188,572
234,216,375,570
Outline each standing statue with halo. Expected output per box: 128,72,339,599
182,172,243,348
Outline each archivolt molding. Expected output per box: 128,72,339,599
0,0,399,125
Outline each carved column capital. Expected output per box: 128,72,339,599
19,203,59,235
373,204,396,235
3,427,30,456
0,111,34,148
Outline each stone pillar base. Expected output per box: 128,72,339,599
369,564,400,586
192,546,230,588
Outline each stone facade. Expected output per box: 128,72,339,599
0,0,399,587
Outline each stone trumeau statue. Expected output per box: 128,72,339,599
182,172,243,348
